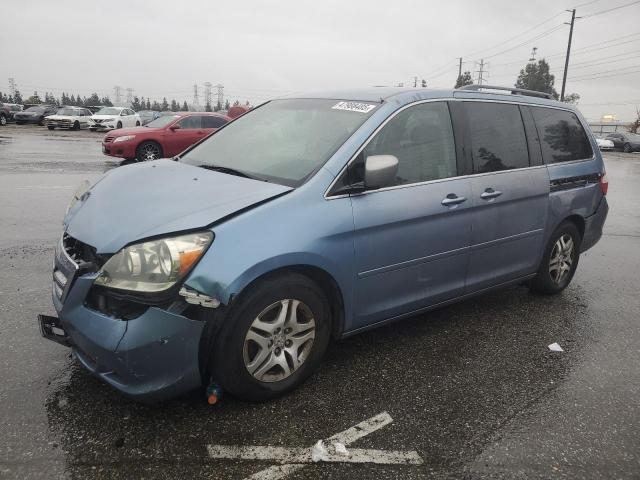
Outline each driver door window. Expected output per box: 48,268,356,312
178,116,202,129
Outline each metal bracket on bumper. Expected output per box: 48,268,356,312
38,314,73,348
179,287,220,308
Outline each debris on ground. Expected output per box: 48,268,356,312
548,342,564,352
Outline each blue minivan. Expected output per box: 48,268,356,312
39,85,609,402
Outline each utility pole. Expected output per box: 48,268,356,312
458,57,463,78
125,88,134,105
204,82,212,108
560,9,576,101
215,84,224,109
475,59,488,85
113,86,122,104
193,84,200,108
413,76,418,88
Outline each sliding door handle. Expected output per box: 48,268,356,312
441,194,467,206
480,188,503,200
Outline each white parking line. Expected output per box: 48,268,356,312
207,444,423,465
206,412,423,479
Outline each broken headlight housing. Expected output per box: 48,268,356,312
94,231,213,293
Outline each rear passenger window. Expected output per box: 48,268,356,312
362,102,457,187
466,102,529,173
202,116,227,128
531,107,593,163
179,116,202,129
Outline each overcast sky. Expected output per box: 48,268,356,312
3,0,639,121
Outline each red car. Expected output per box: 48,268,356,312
101,112,231,161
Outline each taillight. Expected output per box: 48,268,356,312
600,172,608,195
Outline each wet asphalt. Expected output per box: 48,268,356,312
0,124,639,479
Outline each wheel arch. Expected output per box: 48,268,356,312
227,264,346,340
564,214,585,240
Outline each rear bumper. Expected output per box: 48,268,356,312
581,196,608,252
43,274,205,402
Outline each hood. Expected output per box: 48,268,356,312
46,115,75,120
92,114,121,120
65,159,292,253
106,126,156,136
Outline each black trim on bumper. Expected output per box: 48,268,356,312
38,314,73,347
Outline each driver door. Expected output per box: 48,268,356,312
166,115,205,156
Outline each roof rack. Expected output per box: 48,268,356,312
457,84,553,100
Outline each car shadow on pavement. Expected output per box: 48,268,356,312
43,283,592,478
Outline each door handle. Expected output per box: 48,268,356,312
441,194,467,206
480,188,503,200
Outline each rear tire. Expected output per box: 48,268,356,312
623,143,632,153
0,114,6,126
116,121,122,129
73,121,80,131
135,141,163,161
135,121,140,126
209,273,331,401
530,221,581,295
38,117,45,126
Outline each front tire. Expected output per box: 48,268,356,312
209,273,331,401
623,143,632,153
116,121,122,129
530,221,581,295
135,121,140,126
135,141,163,161
38,117,45,126
47,126,55,130
73,121,80,131
0,114,6,126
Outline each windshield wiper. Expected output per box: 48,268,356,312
197,164,263,181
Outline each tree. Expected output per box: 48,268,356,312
224,99,230,110
205,102,212,112
146,99,151,110
12,90,22,104
170,99,178,111
86,93,100,106
628,108,640,134
131,96,142,111
421,79,427,88
515,59,558,98
454,71,473,88
562,93,580,105
181,101,189,111
161,97,169,111
101,96,113,107
25,91,42,104
151,100,161,111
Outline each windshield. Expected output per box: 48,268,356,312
95,107,121,115
180,98,378,186
56,108,78,116
145,115,178,128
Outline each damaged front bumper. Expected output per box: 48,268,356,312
39,239,209,402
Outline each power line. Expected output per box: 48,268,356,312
569,63,640,80
483,24,567,60
581,0,640,18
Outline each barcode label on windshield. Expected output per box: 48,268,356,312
332,101,377,113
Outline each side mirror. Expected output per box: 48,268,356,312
169,124,181,131
364,155,398,189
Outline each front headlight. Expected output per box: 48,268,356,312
94,231,214,293
113,135,135,143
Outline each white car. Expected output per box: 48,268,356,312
595,137,614,151
90,107,141,131
45,107,94,130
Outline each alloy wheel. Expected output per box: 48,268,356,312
140,144,161,161
0,116,6,126
549,233,574,284
243,299,316,383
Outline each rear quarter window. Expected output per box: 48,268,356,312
531,107,593,163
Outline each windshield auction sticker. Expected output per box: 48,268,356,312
332,101,377,113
